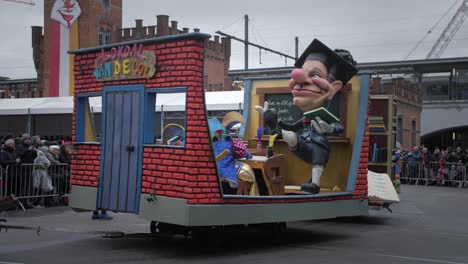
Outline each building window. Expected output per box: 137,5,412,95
99,30,104,45
101,0,110,9
428,84,449,100
99,29,111,45
454,69,468,101
105,31,111,45
379,82,384,94
411,119,416,147
397,115,403,147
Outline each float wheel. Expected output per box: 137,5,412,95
150,221,176,239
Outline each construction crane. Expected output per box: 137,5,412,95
426,0,468,59
1,0,35,5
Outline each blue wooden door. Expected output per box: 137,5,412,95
98,85,144,213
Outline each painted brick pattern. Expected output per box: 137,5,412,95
72,37,222,202
70,144,101,187
354,122,369,200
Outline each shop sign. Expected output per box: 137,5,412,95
93,44,156,81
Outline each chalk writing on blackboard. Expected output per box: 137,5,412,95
265,94,303,123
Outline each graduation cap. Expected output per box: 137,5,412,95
222,111,245,131
295,39,358,85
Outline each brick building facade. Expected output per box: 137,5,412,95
0,78,40,98
371,77,422,150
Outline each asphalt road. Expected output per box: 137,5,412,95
1,185,468,264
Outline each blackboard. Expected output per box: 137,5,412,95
264,92,341,127
265,93,302,123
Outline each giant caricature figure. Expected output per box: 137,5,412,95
258,39,358,194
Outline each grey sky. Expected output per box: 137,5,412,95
1,0,468,79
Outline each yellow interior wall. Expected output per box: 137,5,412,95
69,22,79,96
245,76,362,190
85,100,97,142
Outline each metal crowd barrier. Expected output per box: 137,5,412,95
400,160,467,188
0,163,70,209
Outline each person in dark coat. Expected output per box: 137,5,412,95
16,135,37,164
14,135,37,207
0,139,20,197
14,137,22,150
0,139,19,168
31,135,43,148
455,147,465,163
58,144,72,164
1,134,15,149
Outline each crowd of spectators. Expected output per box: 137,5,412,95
394,145,468,187
0,133,72,208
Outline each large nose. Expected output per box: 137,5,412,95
291,68,307,83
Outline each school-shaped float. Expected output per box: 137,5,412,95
69,32,371,234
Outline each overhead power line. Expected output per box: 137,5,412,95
248,18,269,48
215,31,296,61
1,0,35,5
217,16,244,33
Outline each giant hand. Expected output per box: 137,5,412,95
255,102,280,135
311,117,334,134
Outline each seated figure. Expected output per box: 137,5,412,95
209,117,259,196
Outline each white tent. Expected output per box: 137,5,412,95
0,90,244,115
155,93,185,111
156,90,244,112
205,91,244,111
30,96,74,114
0,97,50,115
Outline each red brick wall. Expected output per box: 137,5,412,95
72,36,368,205
357,123,370,200
71,38,212,195
70,144,100,187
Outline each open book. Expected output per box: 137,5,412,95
303,107,339,123
367,170,400,204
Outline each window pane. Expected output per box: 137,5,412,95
105,31,111,45
397,116,403,145
145,91,186,146
99,31,104,46
76,95,102,142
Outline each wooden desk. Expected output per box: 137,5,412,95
241,154,286,195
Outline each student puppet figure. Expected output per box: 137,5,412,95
257,39,358,194
209,114,259,196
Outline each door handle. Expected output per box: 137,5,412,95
126,144,135,152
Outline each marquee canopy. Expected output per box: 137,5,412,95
0,91,244,115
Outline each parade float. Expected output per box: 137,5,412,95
68,32,372,236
